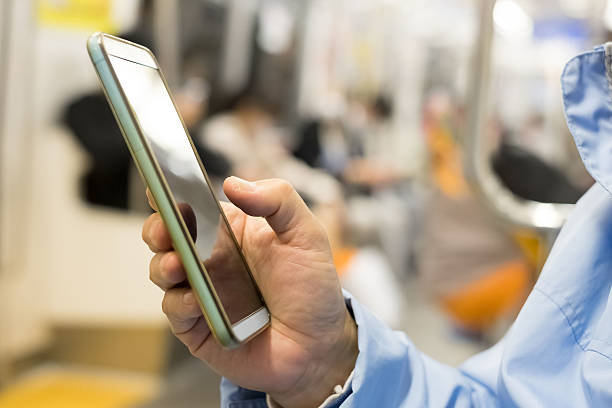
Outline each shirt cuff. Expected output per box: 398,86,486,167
265,370,354,408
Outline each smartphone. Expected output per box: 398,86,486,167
87,32,269,348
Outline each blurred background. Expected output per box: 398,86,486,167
0,0,606,406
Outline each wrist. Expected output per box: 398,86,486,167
270,308,358,407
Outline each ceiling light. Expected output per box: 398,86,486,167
493,0,533,41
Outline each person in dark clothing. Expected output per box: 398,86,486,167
293,119,322,168
64,0,229,210
62,0,155,209
63,92,230,209
64,93,132,208
491,142,587,204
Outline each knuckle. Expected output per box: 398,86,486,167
149,253,162,284
161,294,171,315
142,214,160,247
162,252,184,282
141,220,151,244
276,179,294,195
188,343,200,356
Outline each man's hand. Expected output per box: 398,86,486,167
143,177,358,407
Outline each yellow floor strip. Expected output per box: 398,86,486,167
0,367,157,408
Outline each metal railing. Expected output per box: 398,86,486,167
462,0,574,231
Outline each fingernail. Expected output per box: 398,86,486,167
230,176,256,193
183,291,195,305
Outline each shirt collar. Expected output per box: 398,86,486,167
562,43,612,195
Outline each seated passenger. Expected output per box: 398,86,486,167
198,91,342,206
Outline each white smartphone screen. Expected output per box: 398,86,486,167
108,54,265,326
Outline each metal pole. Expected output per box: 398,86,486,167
0,0,37,386
0,0,13,279
461,0,573,231
288,0,309,123
153,0,181,87
0,0,13,388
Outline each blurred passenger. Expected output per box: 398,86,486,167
292,119,324,168
341,95,408,189
315,203,403,329
61,0,155,209
296,95,409,188
64,93,133,209
64,1,228,210
327,95,419,277
421,91,531,335
64,79,228,211
293,94,409,188
198,91,342,206
491,116,589,204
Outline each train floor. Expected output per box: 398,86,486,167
0,278,486,407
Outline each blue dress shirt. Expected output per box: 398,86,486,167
220,44,612,407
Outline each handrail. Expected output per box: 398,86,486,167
462,0,574,231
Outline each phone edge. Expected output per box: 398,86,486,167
87,32,244,348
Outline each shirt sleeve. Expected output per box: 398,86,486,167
338,291,499,407
220,377,267,408
220,291,501,407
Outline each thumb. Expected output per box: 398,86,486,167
223,177,320,241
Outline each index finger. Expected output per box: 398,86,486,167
146,188,159,211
